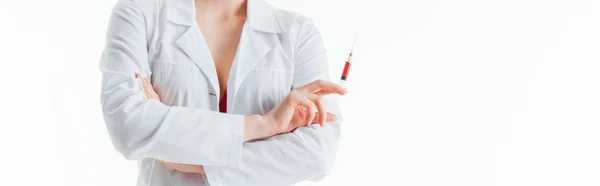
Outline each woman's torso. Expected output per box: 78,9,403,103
132,0,308,185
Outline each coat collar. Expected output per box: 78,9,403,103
246,0,283,33
167,0,283,33
165,0,278,104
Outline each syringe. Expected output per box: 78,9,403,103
340,37,356,88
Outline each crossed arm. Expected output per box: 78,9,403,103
136,73,339,176
100,1,343,185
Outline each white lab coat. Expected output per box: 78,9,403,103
99,0,341,185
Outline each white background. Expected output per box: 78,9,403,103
1,0,599,185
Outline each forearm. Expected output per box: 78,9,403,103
204,120,341,185
102,89,245,167
243,115,275,142
156,114,274,174
204,95,342,185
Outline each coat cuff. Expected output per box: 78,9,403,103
201,111,245,168
146,107,244,167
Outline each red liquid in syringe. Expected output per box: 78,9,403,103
340,53,352,81
340,37,356,88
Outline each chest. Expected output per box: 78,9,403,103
196,18,245,94
148,21,294,115
196,20,242,63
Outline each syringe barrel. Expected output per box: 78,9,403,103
340,61,351,80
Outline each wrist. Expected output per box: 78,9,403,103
243,115,275,141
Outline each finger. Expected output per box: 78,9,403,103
304,109,313,126
297,96,317,126
311,112,322,124
318,83,346,95
136,75,151,97
313,89,334,95
312,113,337,123
146,78,160,98
135,73,145,91
316,98,326,126
309,113,317,124
314,89,347,95
171,164,195,173
167,163,188,172
297,107,306,117
301,80,347,96
143,78,152,89
306,102,316,126
142,78,153,93
307,94,326,126
326,112,338,121
293,108,306,127
142,85,152,99
166,164,175,170
172,164,186,172
160,161,173,169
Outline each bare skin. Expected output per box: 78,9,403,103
194,0,246,98
135,0,346,175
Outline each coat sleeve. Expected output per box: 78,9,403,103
204,19,342,186
99,0,244,168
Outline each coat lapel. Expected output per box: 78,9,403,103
231,28,272,94
167,0,220,98
230,0,284,106
165,0,284,105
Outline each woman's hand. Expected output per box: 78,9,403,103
137,73,205,174
137,72,342,139
264,80,347,135
136,72,160,101
289,108,338,133
159,161,205,175
137,74,344,174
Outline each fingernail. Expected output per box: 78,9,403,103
135,72,140,78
